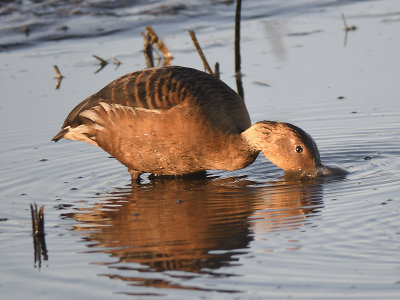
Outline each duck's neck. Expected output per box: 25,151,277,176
241,123,268,152
206,131,259,171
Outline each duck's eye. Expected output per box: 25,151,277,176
295,145,303,153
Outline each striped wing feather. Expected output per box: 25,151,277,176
59,66,251,135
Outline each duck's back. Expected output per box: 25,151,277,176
53,66,257,177
61,66,251,134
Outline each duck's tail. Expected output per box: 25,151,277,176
51,127,69,142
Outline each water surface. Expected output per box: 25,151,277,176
1,0,400,299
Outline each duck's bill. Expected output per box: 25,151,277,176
284,164,348,181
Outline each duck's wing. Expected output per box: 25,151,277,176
53,66,251,142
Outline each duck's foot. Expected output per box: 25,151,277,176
129,169,142,184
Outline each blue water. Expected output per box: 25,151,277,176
1,0,400,299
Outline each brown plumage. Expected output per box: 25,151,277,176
52,66,322,181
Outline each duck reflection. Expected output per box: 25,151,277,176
63,176,324,292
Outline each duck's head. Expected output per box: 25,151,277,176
244,121,323,175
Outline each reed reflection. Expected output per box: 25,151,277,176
64,176,324,292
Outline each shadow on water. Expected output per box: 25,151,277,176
60,175,325,294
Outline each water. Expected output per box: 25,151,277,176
1,0,400,299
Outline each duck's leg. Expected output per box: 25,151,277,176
129,169,142,184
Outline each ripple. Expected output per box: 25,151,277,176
1,1,399,297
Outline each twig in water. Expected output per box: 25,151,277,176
114,58,121,68
53,65,64,89
188,30,214,76
234,0,244,99
142,31,155,68
93,55,108,65
146,26,173,62
214,62,220,79
341,13,357,32
341,13,357,47
30,203,48,268
24,26,30,36
141,26,172,67
93,55,108,73
53,65,63,80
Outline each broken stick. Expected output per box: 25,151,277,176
188,30,214,75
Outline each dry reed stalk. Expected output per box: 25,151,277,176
188,30,214,75
234,0,244,99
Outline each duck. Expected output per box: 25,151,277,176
52,66,324,181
